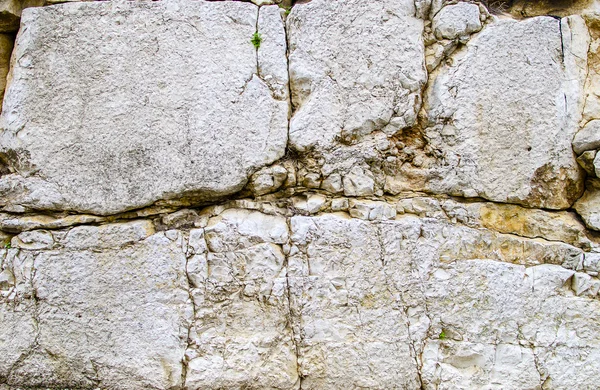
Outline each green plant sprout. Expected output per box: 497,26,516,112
439,330,447,340
251,32,262,49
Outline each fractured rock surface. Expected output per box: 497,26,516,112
1,0,600,388
287,0,427,151
421,16,584,209
0,1,288,215
1,221,189,388
2,207,600,389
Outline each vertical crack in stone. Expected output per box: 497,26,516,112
255,5,261,77
558,17,566,64
375,224,426,389
181,231,197,390
283,217,303,390
282,5,295,154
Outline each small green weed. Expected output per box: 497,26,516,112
251,32,262,49
3,242,11,249
279,4,292,15
439,330,447,340
278,1,292,14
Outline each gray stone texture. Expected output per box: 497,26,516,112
0,1,288,215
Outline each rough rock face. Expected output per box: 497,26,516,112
0,1,288,215
286,0,584,209
287,0,427,151
421,16,584,209
1,222,189,388
2,205,599,389
1,0,600,389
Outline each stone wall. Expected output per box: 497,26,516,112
1,0,600,388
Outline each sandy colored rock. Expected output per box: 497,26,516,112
0,33,12,103
574,179,600,231
0,0,22,33
0,1,288,215
577,149,597,176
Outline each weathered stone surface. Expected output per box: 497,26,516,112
286,8,583,211
421,17,584,209
1,225,189,388
573,119,600,154
432,2,482,40
575,179,600,231
1,0,600,387
287,0,426,151
186,209,297,389
578,149,597,176
288,215,420,389
2,206,600,388
287,213,600,389
420,260,600,389
0,1,288,215
247,164,288,196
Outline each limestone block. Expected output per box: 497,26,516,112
286,213,600,389
432,2,482,40
386,234,600,388
424,17,584,209
0,1,288,215
287,0,426,151
1,229,189,388
288,215,420,389
186,210,297,389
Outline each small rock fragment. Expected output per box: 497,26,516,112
432,3,482,41
573,120,600,154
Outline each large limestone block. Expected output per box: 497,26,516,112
288,215,420,389
186,210,298,389
0,1,288,215
287,0,427,151
0,225,189,388
287,213,599,389
423,17,584,209
421,260,600,388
